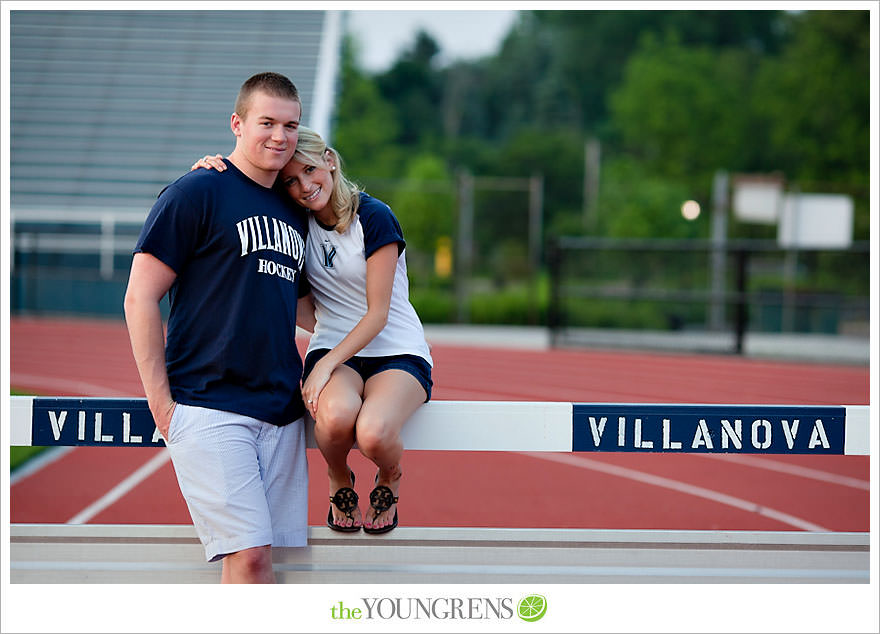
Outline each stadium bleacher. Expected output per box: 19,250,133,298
10,9,338,211
9,9,341,315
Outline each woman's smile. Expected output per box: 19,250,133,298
303,186,323,203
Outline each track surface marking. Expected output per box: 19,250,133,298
10,317,870,532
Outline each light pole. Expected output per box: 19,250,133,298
709,170,729,331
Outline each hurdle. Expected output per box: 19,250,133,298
10,397,871,454
9,396,871,583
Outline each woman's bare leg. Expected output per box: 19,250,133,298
313,365,365,529
355,369,426,530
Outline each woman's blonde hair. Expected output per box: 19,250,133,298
292,126,362,233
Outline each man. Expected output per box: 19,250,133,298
124,72,309,583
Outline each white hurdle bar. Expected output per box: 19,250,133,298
9,396,871,455
9,396,871,584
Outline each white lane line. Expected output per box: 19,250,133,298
521,452,830,532
9,377,135,493
11,373,132,397
10,446,76,485
693,453,870,490
67,450,171,524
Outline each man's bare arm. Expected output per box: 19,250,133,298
123,252,178,438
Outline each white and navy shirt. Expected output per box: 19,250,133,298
305,193,433,366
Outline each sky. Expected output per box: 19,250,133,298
346,10,521,72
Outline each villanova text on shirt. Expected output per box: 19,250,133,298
236,214,305,283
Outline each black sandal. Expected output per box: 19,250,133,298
363,483,399,535
327,471,360,532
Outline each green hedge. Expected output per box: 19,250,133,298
410,277,549,326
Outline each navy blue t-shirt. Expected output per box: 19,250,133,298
134,160,309,426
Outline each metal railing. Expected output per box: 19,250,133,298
11,208,147,281
547,236,870,354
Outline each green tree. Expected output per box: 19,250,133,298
488,126,584,244
375,31,445,148
608,31,757,184
389,153,454,261
459,10,787,143
603,11,868,241
752,9,870,298
752,10,869,238
332,36,404,179
598,158,705,239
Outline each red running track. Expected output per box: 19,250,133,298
9,316,871,533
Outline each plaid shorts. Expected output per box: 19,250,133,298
164,403,309,562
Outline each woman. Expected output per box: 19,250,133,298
193,128,433,534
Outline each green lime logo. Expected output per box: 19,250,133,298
517,594,547,622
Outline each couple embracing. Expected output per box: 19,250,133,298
124,71,432,583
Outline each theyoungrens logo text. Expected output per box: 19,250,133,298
331,597,514,621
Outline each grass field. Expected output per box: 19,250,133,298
11,446,47,471
9,390,49,472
